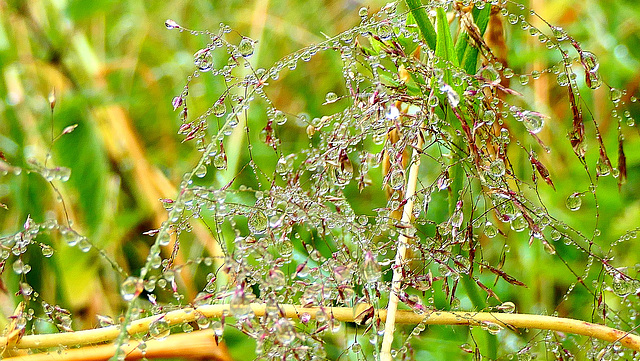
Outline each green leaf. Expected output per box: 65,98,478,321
435,7,459,89
456,5,492,74
404,0,437,50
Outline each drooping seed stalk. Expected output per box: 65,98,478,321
380,135,423,361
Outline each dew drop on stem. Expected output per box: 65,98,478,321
325,92,338,104
520,111,545,134
610,88,623,103
212,102,226,117
148,318,170,340
193,49,214,72
565,193,582,211
484,222,498,238
362,251,381,283
165,19,180,29
388,169,405,190
247,211,268,234
121,276,143,301
358,7,368,18
238,38,255,58
488,159,505,178
195,164,207,178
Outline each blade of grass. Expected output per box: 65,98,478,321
404,0,437,50
455,5,491,74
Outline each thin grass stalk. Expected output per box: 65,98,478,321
380,135,424,361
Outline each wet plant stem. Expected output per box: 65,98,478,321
5,304,640,353
380,137,423,361
450,134,498,358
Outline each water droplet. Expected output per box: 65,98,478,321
503,68,514,78
483,110,496,125
388,169,405,190
121,276,143,301
556,72,569,86
551,26,567,41
586,70,602,89
165,19,180,29
325,92,338,104
238,38,255,58
275,318,296,345
194,49,214,72
213,152,227,170
13,259,26,274
272,110,287,125
520,111,545,134
158,231,171,246
377,23,394,40
596,158,611,176
359,7,368,18
565,193,582,211
484,322,503,335
172,96,183,111
581,51,599,72
267,269,286,290
507,13,518,25
41,244,54,257
58,167,71,182
362,251,381,283
488,159,505,177
194,163,208,178
275,154,295,175
496,301,515,313
149,318,170,340
610,88,623,103
78,237,91,252
428,96,439,108
611,275,636,297
229,287,253,318
212,102,226,117
248,211,268,234
510,215,527,232
479,66,501,84
279,240,294,258
484,222,498,238
519,74,529,85
550,229,562,241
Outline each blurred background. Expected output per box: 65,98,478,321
0,0,639,359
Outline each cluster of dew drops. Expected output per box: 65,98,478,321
156,1,640,359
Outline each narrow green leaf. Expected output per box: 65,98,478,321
404,0,437,50
459,5,492,74
435,6,459,91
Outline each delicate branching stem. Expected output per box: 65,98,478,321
4,304,639,353
381,139,423,361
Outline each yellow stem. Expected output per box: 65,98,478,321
380,138,423,361
3,304,639,354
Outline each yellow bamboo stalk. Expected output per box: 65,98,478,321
2,304,639,354
3,330,232,361
380,136,423,361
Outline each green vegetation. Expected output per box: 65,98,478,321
0,1,639,360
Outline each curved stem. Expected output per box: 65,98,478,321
4,304,639,353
